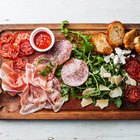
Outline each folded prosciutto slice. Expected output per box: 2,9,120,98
2,72,27,96
20,63,64,115
0,61,27,96
0,61,15,78
44,77,64,112
20,84,47,115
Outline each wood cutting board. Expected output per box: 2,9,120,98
0,23,140,120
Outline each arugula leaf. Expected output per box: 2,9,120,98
36,58,45,64
114,97,122,108
39,62,54,77
59,20,125,108
60,20,94,54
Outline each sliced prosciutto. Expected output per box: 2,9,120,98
0,61,15,78
2,72,27,96
61,58,89,87
19,63,64,114
44,77,64,112
0,61,27,96
20,84,47,115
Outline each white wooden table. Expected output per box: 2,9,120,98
0,0,140,140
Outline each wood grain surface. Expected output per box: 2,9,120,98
0,23,140,120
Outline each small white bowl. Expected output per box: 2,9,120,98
30,27,55,52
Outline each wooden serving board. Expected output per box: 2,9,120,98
0,23,140,120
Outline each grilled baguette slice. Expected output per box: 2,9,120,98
134,36,140,54
107,21,125,48
91,32,113,55
123,29,137,49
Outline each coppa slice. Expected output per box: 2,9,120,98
47,40,73,65
61,58,89,87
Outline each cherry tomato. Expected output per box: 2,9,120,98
13,32,30,47
126,86,140,102
0,43,19,59
18,39,34,56
0,34,15,44
13,56,28,71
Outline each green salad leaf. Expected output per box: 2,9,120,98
58,20,126,109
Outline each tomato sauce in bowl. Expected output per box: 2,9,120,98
34,31,52,49
30,27,55,52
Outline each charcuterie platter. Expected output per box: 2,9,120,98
0,22,140,120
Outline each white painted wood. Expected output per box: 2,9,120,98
0,0,140,140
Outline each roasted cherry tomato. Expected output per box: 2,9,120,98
13,32,30,47
13,56,28,71
126,86,140,102
18,39,34,56
0,33,15,44
0,43,19,59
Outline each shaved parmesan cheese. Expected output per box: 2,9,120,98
95,99,109,109
103,72,111,78
82,88,95,95
100,66,107,78
100,66,111,78
81,88,94,107
109,87,122,98
81,98,93,107
113,55,119,65
125,75,136,86
99,84,110,91
109,75,122,86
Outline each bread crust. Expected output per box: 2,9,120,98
91,32,113,55
134,36,140,54
123,29,137,49
107,21,125,48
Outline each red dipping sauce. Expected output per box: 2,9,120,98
34,31,52,49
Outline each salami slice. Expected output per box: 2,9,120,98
33,54,57,81
33,54,54,66
61,58,89,87
47,40,72,65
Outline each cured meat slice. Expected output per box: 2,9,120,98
61,58,89,87
47,40,72,65
33,54,57,81
45,89,64,112
20,84,47,115
33,54,54,66
25,63,47,88
0,61,15,78
44,77,64,112
2,72,27,96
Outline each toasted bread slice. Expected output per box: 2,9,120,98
91,32,113,55
134,36,140,54
107,21,125,48
123,29,137,49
